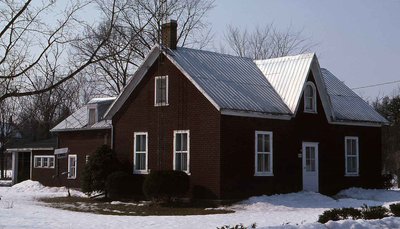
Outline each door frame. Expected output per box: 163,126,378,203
302,142,319,192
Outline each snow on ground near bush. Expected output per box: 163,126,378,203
1,181,400,229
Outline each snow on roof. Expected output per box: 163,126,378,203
51,98,115,132
255,53,315,113
321,68,388,124
166,47,291,115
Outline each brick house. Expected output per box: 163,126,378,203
14,21,387,199
103,21,387,199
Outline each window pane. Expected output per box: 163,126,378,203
176,133,182,151
263,135,270,152
175,152,187,172
49,158,54,167
182,133,188,151
156,77,167,104
136,135,146,152
43,157,48,167
257,153,270,173
89,108,96,125
135,153,146,170
305,85,313,97
347,156,357,173
257,134,263,152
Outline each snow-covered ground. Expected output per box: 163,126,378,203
1,181,400,229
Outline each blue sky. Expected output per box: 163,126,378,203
207,0,400,101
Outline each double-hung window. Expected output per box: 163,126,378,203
345,137,359,176
155,76,168,106
68,155,77,179
174,130,190,173
255,131,273,176
134,132,148,174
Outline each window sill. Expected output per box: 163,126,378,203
304,110,317,114
254,173,274,177
345,174,359,177
133,171,149,175
154,103,169,107
67,177,76,180
34,167,55,169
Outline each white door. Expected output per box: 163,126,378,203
302,142,319,192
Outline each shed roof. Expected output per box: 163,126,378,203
321,68,388,124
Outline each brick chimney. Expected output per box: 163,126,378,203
161,20,177,49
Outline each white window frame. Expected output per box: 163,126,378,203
154,75,169,106
304,81,317,113
87,104,98,126
133,132,149,174
345,136,359,176
254,131,273,176
33,155,55,169
68,154,77,179
173,130,190,174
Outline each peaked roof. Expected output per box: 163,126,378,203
105,45,387,125
255,53,315,113
105,45,291,119
321,68,388,124
51,97,115,132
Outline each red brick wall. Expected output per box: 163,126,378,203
220,72,382,198
113,55,221,198
54,129,111,188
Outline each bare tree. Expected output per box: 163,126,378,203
0,98,18,179
0,0,118,102
224,24,315,59
77,0,215,96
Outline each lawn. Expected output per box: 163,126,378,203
40,196,233,216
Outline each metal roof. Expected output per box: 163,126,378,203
166,47,291,115
321,68,388,123
255,53,315,113
51,98,114,132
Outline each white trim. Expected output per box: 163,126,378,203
345,136,359,176
254,131,273,176
154,75,169,106
173,130,190,174
104,45,161,119
6,148,54,153
221,109,292,120
304,81,317,113
33,155,55,169
329,121,383,127
133,132,149,174
67,154,77,179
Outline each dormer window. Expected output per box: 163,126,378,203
155,75,168,106
304,82,317,113
88,107,97,126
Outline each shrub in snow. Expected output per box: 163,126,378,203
217,223,256,229
143,170,189,202
361,204,389,220
318,207,362,223
390,203,400,217
81,145,122,197
106,171,143,200
381,173,394,189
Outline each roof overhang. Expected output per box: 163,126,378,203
5,148,54,153
329,120,384,127
221,109,292,120
51,126,111,133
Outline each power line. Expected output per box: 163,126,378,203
351,79,400,90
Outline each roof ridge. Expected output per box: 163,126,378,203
173,46,253,60
254,53,315,63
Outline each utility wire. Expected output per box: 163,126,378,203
351,79,400,90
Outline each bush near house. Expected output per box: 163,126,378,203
143,170,189,202
318,205,391,223
389,203,400,217
81,145,122,197
106,171,144,200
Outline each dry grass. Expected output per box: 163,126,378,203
40,197,234,216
